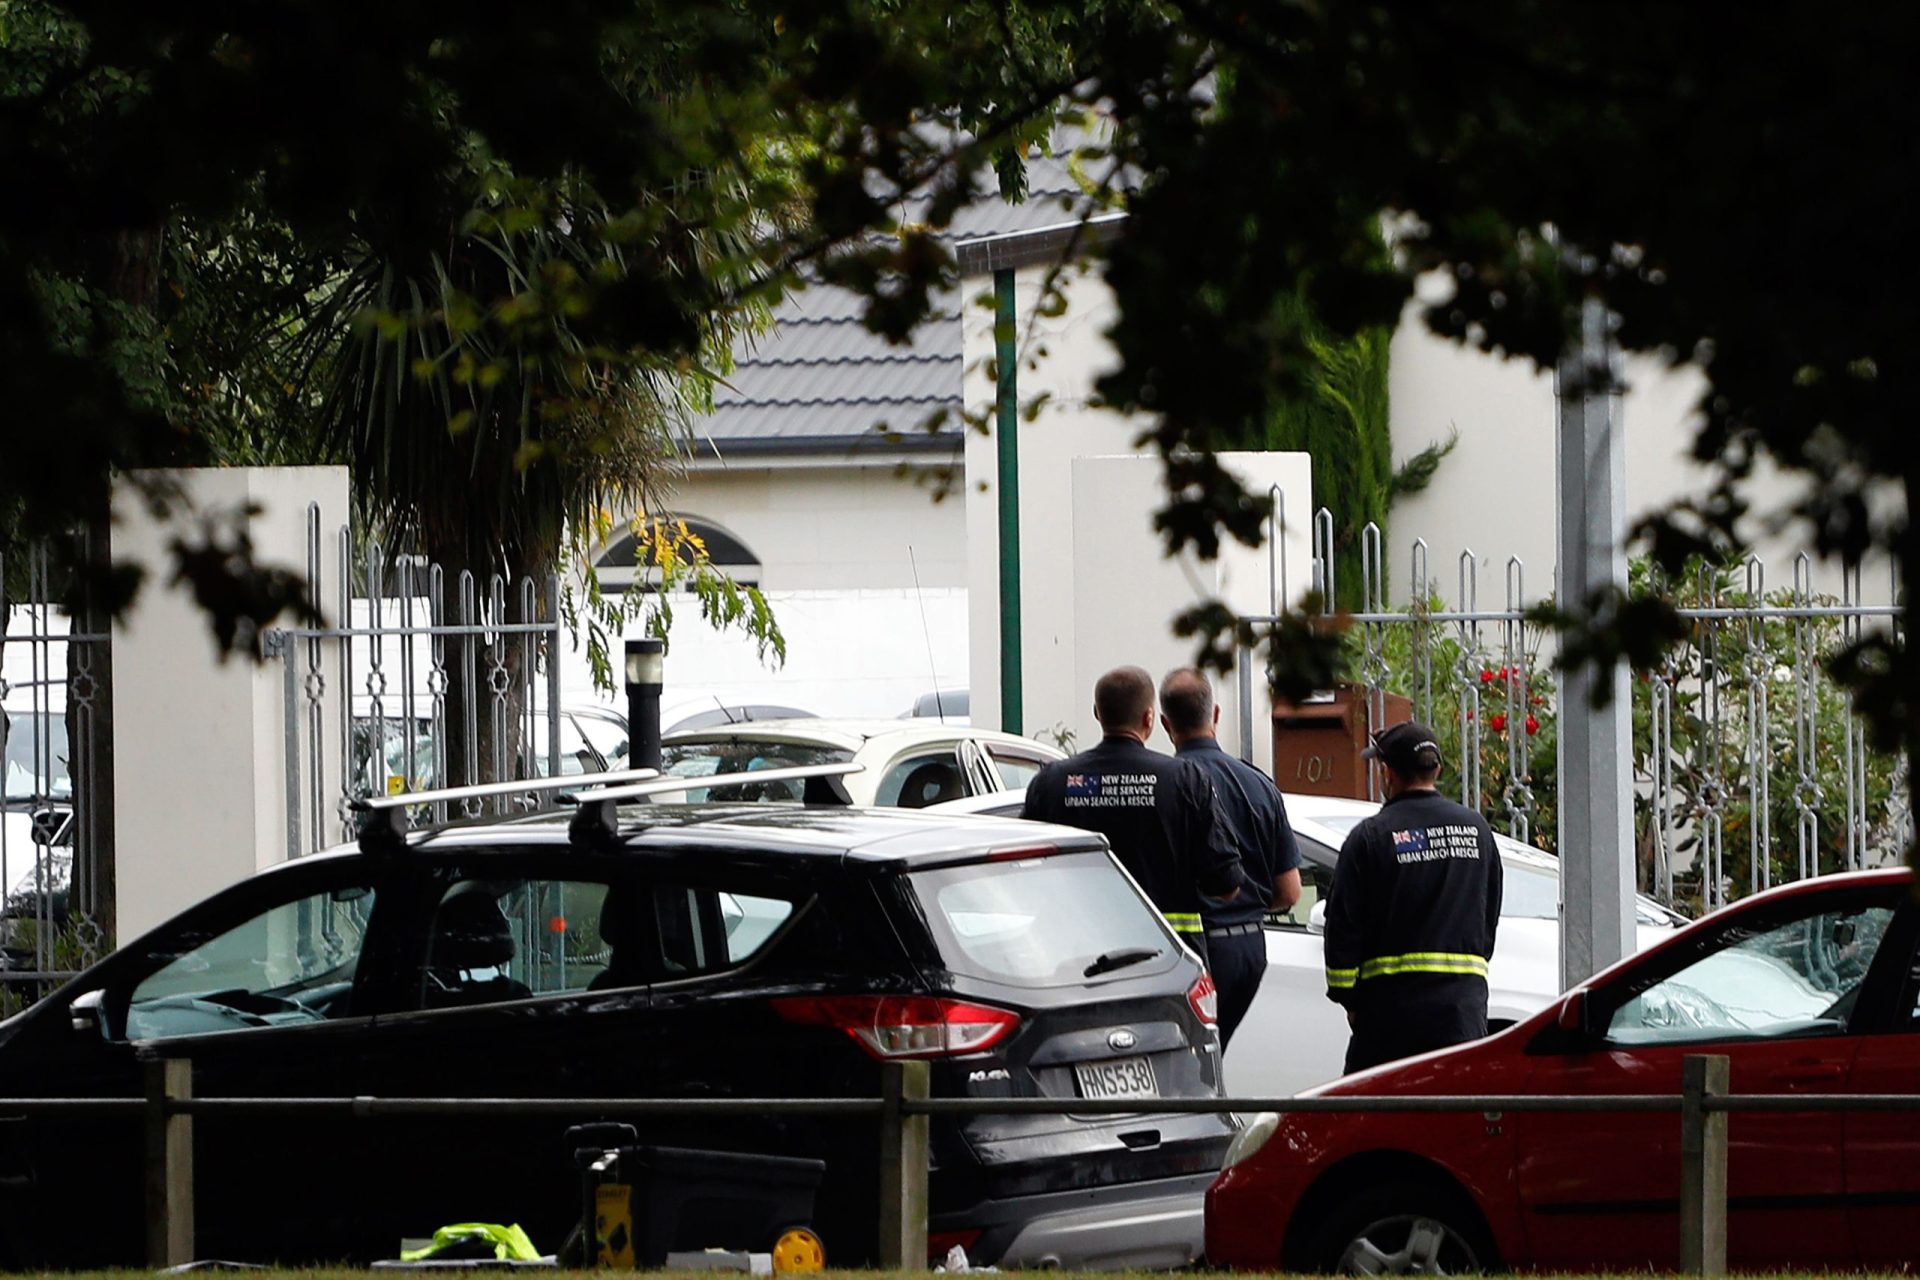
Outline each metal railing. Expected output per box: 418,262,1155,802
6,1054,1914,1274
0,531,112,992
261,504,567,859
1238,503,1907,912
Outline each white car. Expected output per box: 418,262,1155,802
927,788,1687,1097
657,719,1064,807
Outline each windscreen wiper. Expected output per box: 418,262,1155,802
1083,947,1163,978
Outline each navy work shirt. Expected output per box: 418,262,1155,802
1022,735,1243,950
1175,737,1302,927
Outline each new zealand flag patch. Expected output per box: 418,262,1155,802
1391,827,1429,852
1065,773,1101,797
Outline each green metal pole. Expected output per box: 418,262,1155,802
994,269,1023,734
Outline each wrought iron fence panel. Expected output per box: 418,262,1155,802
266,505,565,858
1246,507,1905,912
1,533,112,993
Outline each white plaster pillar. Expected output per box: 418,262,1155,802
110,467,349,942
1068,452,1312,771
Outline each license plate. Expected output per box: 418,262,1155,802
1074,1055,1158,1099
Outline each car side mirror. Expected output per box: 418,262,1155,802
30,806,74,848
1556,990,1597,1043
1307,899,1328,936
69,988,105,1037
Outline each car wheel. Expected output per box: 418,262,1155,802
1308,1180,1494,1275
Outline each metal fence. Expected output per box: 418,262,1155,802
262,505,567,859
0,533,112,990
1241,503,1907,913
13,1053,1909,1274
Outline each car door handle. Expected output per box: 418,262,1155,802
1769,1061,1846,1085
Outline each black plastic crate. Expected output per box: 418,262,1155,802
575,1131,826,1268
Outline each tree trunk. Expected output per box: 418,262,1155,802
1902,469,1920,880
426,534,551,803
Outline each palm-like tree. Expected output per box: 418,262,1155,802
299,168,767,785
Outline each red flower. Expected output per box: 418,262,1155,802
1525,714,1540,736
1480,669,1495,683
1466,710,1475,721
1498,666,1512,680
1490,713,1508,732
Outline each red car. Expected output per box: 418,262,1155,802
1207,867,1918,1273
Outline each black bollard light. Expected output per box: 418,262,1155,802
625,638,665,771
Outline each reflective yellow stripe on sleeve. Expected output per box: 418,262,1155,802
1163,912,1205,934
1326,966,1359,990
1355,952,1490,981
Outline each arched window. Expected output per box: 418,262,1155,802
592,516,762,591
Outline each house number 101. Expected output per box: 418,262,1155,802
1294,754,1332,783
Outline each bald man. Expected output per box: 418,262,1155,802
1023,665,1243,966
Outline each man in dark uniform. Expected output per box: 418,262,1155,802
1324,721,1503,1074
1023,666,1243,964
1158,667,1301,1047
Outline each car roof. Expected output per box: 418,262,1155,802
381,803,1105,866
661,718,1061,756
929,785,1655,892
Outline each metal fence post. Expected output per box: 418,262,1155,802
144,1057,194,1268
1680,1053,1729,1275
878,1060,930,1269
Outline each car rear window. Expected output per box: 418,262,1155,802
1500,858,1559,919
905,851,1177,988
660,740,853,801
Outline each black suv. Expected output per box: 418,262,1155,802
0,804,1231,1268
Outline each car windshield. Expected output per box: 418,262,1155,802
3,710,72,803
907,851,1176,988
660,740,854,802
1607,900,1895,1043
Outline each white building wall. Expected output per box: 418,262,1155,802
599,587,969,725
672,461,966,590
576,462,971,720
1389,309,1873,603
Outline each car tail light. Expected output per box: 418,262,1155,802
1188,972,1219,1026
981,844,1059,863
927,1228,983,1261
772,994,1020,1059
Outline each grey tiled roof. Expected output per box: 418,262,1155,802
699,289,961,454
691,143,1115,457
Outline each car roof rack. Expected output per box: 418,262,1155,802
563,762,864,846
351,767,663,853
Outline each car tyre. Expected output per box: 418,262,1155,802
1306,1178,1495,1275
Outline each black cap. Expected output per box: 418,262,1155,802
1363,721,1442,775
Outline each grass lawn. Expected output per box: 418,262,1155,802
6,1272,1913,1279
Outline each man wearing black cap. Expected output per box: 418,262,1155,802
1324,721,1503,1073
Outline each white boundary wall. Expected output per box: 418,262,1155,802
110,467,348,941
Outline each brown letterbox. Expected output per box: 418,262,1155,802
1271,685,1411,799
